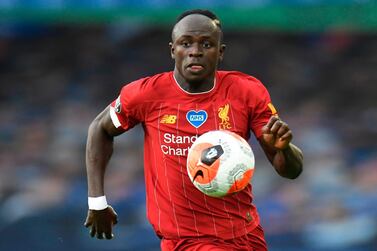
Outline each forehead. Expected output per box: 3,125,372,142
173,14,220,40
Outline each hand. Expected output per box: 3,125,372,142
261,115,292,150
84,205,118,239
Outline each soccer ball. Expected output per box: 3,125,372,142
187,130,255,198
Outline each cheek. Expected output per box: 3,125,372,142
175,50,185,63
208,52,220,65
174,53,186,71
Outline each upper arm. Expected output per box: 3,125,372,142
91,106,126,138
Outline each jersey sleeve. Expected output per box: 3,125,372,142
248,79,278,139
109,78,148,131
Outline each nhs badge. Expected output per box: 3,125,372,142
186,110,208,128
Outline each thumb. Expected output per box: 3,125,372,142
113,216,118,225
84,211,93,227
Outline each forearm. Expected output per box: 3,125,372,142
86,119,114,197
272,143,303,179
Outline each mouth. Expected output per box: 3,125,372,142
186,63,205,73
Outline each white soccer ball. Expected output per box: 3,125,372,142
187,130,255,198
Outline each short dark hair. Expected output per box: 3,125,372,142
173,9,223,42
176,9,222,29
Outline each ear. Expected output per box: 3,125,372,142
218,44,226,62
169,42,175,59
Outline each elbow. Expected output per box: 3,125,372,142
88,106,109,137
280,163,303,180
88,119,103,138
287,165,303,179
273,144,304,179
284,148,304,179
88,117,114,141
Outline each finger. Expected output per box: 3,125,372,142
90,225,96,238
108,206,118,225
84,211,93,227
113,216,118,225
279,130,292,141
105,232,114,240
96,231,104,239
276,123,289,138
274,136,292,150
262,133,275,145
265,115,279,131
269,120,283,134
84,221,90,228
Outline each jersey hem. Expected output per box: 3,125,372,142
157,217,260,241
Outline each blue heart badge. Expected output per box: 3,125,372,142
186,110,208,128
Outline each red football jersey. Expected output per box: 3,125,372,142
110,71,276,240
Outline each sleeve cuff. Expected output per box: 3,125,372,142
109,106,122,128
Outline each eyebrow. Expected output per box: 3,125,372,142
177,34,214,40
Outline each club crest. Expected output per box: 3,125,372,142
218,104,231,129
115,96,122,113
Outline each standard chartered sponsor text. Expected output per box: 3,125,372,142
161,133,198,156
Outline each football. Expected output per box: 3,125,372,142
187,130,255,198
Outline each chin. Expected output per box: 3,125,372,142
185,76,206,85
183,71,209,83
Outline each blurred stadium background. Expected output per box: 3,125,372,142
0,1,377,250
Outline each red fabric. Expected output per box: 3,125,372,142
110,71,274,240
161,225,268,251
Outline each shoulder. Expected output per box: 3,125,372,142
217,70,269,96
122,72,171,91
120,72,172,102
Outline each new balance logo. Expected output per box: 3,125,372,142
160,115,177,124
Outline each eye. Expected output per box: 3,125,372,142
181,41,191,47
203,41,212,48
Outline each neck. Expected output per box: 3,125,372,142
173,69,215,93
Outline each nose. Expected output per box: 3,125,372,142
189,43,203,57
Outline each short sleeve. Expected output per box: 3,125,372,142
109,79,147,131
249,81,278,138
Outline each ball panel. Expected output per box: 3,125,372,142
221,130,244,142
194,179,223,197
186,130,255,198
187,142,221,185
227,168,254,194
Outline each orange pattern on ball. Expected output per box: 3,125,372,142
188,142,221,185
227,169,254,194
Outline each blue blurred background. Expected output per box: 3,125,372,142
0,1,377,251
